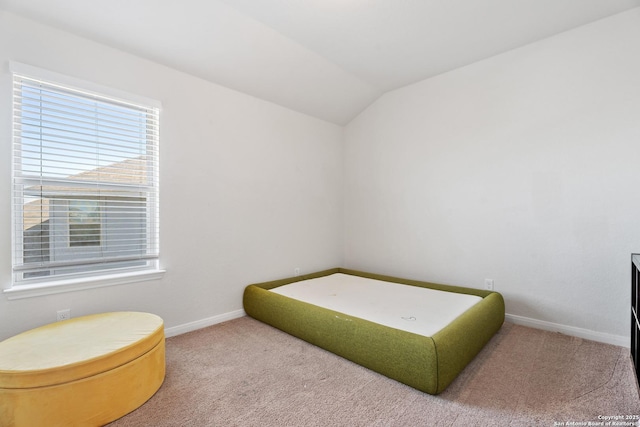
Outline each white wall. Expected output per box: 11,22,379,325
0,11,344,340
344,9,640,344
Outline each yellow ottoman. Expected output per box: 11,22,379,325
0,312,165,427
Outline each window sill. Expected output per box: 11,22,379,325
3,269,166,300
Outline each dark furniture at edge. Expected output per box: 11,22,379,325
632,253,640,388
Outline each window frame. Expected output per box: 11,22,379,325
5,62,164,299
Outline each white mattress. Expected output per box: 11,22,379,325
270,273,482,337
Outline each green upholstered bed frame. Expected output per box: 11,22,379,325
243,268,505,395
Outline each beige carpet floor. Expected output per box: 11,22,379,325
109,316,640,427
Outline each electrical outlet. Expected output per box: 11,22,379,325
57,309,71,321
484,279,494,291
294,268,301,277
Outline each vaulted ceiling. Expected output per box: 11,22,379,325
1,0,639,124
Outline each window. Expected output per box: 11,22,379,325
68,200,101,247
10,63,161,290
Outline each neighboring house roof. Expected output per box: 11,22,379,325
23,198,50,231
73,156,149,186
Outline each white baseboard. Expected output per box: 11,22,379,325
164,309,246,338
505,313,629,348
164,310,629,348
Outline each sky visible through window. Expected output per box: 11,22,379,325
19,82,149,181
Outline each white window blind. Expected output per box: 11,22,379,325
11,67,160,286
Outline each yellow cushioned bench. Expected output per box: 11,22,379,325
0,312,165,427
